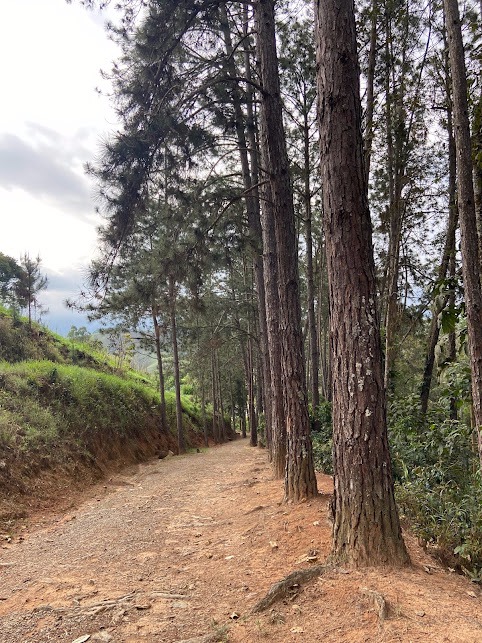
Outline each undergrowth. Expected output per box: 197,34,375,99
0,360,208,456
310,400,333,475
310,397,482,577
389,395,482,578
0,361,157,461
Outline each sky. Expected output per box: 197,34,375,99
0,0,120,334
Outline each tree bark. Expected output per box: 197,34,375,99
168,275,185,455
219,3,272,450
242,258,258,447
364,0,378,184
217,351,226,442
444,0,482,469
211,347,220,443
241,412,247,439
200,370,209,447
420,63,458,416
259,163,287,477
228,372,236,435
239,353,248,442
473,6,482,275
315,0,409,566
247,331,257,446
152,306,168,433
255,0,318,500
449,241,458,421
383,7,405,392
475,165,482,277
317,247,332,402
303,107,320,411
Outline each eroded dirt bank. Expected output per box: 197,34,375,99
0,439,481,642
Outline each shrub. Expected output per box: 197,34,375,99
389,396,482,575
310,400,333,474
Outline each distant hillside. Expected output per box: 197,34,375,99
0,307,120,373
0,308,226,532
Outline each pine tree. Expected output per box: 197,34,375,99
443,0,482,469
315,0,409,566
255,0,318,501
15,254,48,328
279,11,322,412
0,253,25,308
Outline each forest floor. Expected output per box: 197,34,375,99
0,438,481,643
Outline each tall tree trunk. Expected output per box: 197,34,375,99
228,372,236,435
473,4,482,275
382,9,395,329
241,409,247,439
475,164,482,276
217,351,226,442
259,172,286,476
168,275,185,455
219,3,272,449
364,0,378,183
28,291,32,328
152,306,168,433
448,244,458,420
255,0,318,500
256,353,265,444
200,370,209,447
444,0,482,469
251,5,286,472
318,247,332,402
383,6,404,391
243,5,276,455
315,0,409,566
382,4,431,390
420,67,458,416
242,258,258,447
303,108,320,411
247,332,257,446
211,348,219,443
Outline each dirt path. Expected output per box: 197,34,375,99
0,438,481,643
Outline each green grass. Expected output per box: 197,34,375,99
0,359,209,457
0,307,121,373
0,308,216,521
0,361,160,453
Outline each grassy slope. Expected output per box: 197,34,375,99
0,310,213,530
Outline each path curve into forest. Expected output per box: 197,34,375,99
1,438,482,642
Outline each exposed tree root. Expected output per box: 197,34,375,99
252,564,331,613
360,587,388,621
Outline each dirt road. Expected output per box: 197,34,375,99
1,438,481,642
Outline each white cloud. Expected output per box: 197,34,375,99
42,266,100,335
0,0,120,333
0,0,118,136
0,188,100,271
0,131,91,216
